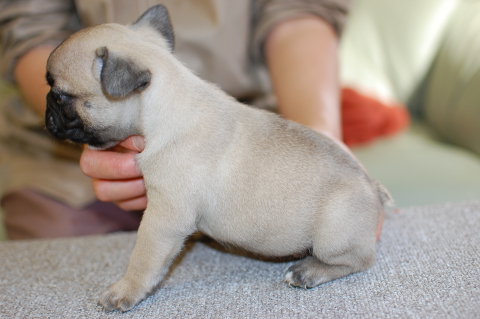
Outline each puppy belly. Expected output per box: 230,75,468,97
197,217,313,257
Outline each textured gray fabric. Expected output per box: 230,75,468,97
1,201,479,318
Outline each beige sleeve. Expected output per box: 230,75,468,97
251,0,351,64
0,0,81,83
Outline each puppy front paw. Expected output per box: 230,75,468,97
98,278,149,312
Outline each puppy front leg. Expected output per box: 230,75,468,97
98,206,193,312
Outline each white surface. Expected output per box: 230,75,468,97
340,0,458,104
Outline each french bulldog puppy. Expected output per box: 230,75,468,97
45,5,392,312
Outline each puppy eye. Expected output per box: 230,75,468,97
46,72,54,87
56,94,67,105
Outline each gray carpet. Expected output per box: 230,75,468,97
1,201,479,318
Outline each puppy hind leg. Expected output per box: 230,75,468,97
285,198,378,289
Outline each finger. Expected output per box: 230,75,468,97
117,136,145,152
105,136,145,154
108,145,137,154
115,196,148,211
80,148,141,180
92,178,145,203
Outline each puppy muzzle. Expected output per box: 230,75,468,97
45,91,90,144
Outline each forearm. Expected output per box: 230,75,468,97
265,16,341,140
13,45,56,116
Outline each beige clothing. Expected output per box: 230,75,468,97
0,0,350,207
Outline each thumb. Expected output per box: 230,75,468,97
118,135,145,152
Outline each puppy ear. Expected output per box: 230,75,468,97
132,4,175,52
95,47,151,98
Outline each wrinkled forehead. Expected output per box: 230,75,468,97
47,24,127,93
49,24,127,68
47,46,97,94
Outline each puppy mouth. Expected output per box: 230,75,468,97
45,102,87,143
45,91,104,146
45,106,69,139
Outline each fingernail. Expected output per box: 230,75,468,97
132,136,145,151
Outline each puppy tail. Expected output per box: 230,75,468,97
374,180,394,208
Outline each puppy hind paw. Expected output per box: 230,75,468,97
98,279,148,312
285,268,326,289
284,270,313,289
284,256,351,289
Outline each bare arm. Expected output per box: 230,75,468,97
13,45,56,116
265,15,341,141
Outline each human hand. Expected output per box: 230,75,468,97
80,136,147,211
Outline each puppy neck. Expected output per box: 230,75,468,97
138,55,238,152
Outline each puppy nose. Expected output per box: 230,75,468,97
51,92,77,120
46,91,80,125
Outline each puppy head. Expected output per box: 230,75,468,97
45,5,174,149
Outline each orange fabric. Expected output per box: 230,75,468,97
341,87,410,147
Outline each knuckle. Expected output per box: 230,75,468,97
116,201,129,211
92,179,112,202
79,150,94,176
117,196,147,212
